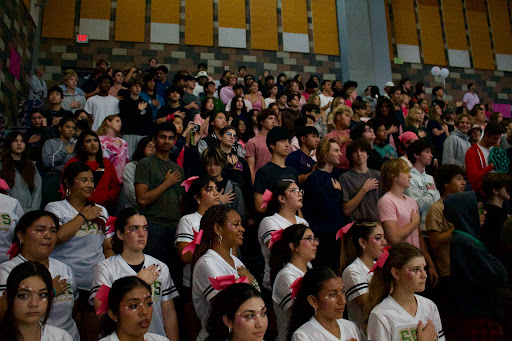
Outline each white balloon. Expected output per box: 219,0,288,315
431,66,441,77
440,68,450,78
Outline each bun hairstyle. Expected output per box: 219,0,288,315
339,221,381,272
111,207,145,254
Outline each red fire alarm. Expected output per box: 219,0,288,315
76,34,89,43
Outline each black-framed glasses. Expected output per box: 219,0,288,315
301,236,319,244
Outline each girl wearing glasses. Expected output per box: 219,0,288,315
45,161,112,340
0,211,79,340
192,205,258,341
270,224,318,341
100,276,168,341
91,208,179,340
288,266,361,340
258,180,308,291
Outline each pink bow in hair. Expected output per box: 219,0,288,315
268,229,284,249
166,114,175,122
260,189,273,209
58,182,66,199
209,275,249,291
105,216,117,235
96,284,111,315
0,179,9,191
6,242,20,260
290,276,303,299
336,222,355,240
182,229,203,255
368,246,391,274
181,176,199,193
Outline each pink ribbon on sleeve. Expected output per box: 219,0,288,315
268,229,284,249
290,276,303,299
336,221,355,240
260,189,273,209
182,229,204,255
181,176,199,192
105,216,117,235
0,179,10,191
368,246,391,274
6,242,20,260
209,275,249,291
96,284,111,315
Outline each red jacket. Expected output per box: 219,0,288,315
464,143,494,193
65,157,121,206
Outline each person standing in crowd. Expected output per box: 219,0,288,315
97,115,129,184
155,65,171,102
84,74,120,132
182,75,201,123
0,181,23,264
44,86,72,127
285,126,319,184
140,73,164,121
123,137,155,208
462,83,480,111
246,109,278,183
28,65,47,112
155,85,187,125
220,72,238,105
318,80,334,115
326,105,352,176
61,72,86,113
442,113,472,168
108,69,127,98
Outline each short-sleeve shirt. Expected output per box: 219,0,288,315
377,192,420,248
339,169,381,221
0,194,23,264
367,295,445,341
342,257,373,333
285,149,316,176
41,324,73,341
0,255,79,340
425,199,453,277
245,135,272,173
291,316,361,341
254,162,298,194
134,155,184,227
84,95,120,131
462,92,480,110
100,332,168,341
45,199,110,290
90,254,178,337
174,212,202,287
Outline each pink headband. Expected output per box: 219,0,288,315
182,229,203,255
336,221,355,240
260,189,273,209
181,176,199,193
268,229,284,249
209,275,249,291
368,246,391,274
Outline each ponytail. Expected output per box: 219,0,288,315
340,221,380,272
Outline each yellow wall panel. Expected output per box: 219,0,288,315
441,0,467,50
250,0,278,50
42,0,75,39
391,0,418,46
417,0,446,65
487,0,512,54
218,0,245,29
151,0,180,24
185,0,213,46
466,0,494,69
384,0,394,60
115,0,146,42
282,0,308,34
311,0,340,55
81,0,110,20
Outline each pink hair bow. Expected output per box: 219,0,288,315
96,284,111,315
181,176,199,193
336,222,355,240
6,242,20,260
182,229,203,255
260,189,273,209
166,114,175,122
268,229,284,249
0,179,10,191
58,182,66,199
105,216,117,235
290,276,303,299
209,275,249,291
368,246,391,274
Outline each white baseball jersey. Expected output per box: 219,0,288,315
0,255,79,340
90,254,179,337
342,257,373,336
100,331,169,341
272,262,308,341
367,295,445,341
0,194,23,264
45,199,111,290
192,249,245,341
175,211,202,287
291,316,362,341
41,324,73,341
258,213,308,289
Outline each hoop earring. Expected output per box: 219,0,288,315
217,233,222,244
66,188,71,197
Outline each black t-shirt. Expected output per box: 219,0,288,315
254,162,298,194
156,104,188,119
128,261,145,273
119,97,155,135
285,149,316,175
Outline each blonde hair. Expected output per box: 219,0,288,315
307,92,320,105
63,72,78,82
328,104,352,131
405,107,423,126
315,138,338,170
97,115,121,137
380,158,410,191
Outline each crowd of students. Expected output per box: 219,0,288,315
0,58,510,340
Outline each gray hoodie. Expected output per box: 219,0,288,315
42,138,76,173
442,129,470,168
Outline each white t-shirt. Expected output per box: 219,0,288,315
291,316,361,341
367,295,445,341
265,97,276,108
90,254,178,337
45,199,111,290
41,324,73,341
0,255,79,340
319,93,334,115
272,262,308,341
192,249,245,341
0,194,23,264
175,211,202,287
258,213,308,290
342,257,372,338
84,94,120,131
100,331,169,341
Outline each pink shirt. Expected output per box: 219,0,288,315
99,135,128,183
377,192,420,248
326,129,351,169
246,135,271,173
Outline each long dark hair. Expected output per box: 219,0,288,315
269,224,310,284
208,112,227,135
75,130,104,168
339,221,381,272
200,97,215,120
288,266,341,339
375,97,398,128
206,283,263,341
229,95,248,118
266,180,295,216
131,137,153,162
0,131,36,193
0,262,54,341
181,176,215,216
111,207,145,254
